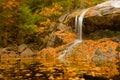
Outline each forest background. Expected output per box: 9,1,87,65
0,0,105,49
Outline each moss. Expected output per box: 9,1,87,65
116,47,120,52
87,29,120,40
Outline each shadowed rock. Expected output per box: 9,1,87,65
62,1,120,33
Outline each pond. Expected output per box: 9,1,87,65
0,57,120,80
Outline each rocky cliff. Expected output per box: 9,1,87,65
62,1,120,33
47,1,120,47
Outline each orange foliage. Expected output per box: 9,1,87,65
39,3,63,31
40,3,63,17
55,30,77,44
39,18,51,27
3,0,19,10
36,47,58,65
2,0,20,26
83,38,118,55
69,38,119,77
83,0,93,7
35,37,119,78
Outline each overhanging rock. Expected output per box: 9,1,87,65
62,1,120,33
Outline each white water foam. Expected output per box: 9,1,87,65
109,0,120,8
78,8,89,40
111,0,120,8
58,9,89,63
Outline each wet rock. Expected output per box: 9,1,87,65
18,44,27,53
57,23,66,31
20,48,35,57
92,48,118,65
63,1,120,33
0,47,16,53
95,48,103,56
58,13,69,23
49,22,56,32
111,37,120,42
0,46,18,58
0,46,20,58
47,31,67,47
8,52,19,58
46,32,56,47
54,35,63,47
46,33,63,47
92,55,107,65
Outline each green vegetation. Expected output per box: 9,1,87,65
1,1,120,80
88,29,120,40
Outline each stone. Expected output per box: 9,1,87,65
46,32,63,47
49,22,56,32
0,46,17,55
57,23,66,31
20,48,35,57
63,1,120,33
18,44,27,53
46,32,56,47
111,37,120,42
9,52,19,58
58,13,69,23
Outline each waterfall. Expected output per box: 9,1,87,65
58,8,89,63
78,8,89,41
75,15,78,33
111,0,120,8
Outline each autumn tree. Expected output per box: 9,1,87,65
0,0,106,48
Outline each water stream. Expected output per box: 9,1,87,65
111,0,120,8
78,8,90,40
58,8,89,63
58,0,120,63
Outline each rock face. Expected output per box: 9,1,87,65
0,44,35,58
62,1,120,33
47,22,75,47
47,1,120,47
18,44,35,57
20,48,35,57
18,44,27,53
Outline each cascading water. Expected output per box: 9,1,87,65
58,8,89,63
78,8,89,40
111,0,120,8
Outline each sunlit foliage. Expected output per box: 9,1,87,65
0,1,120,79
0,0,106,48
